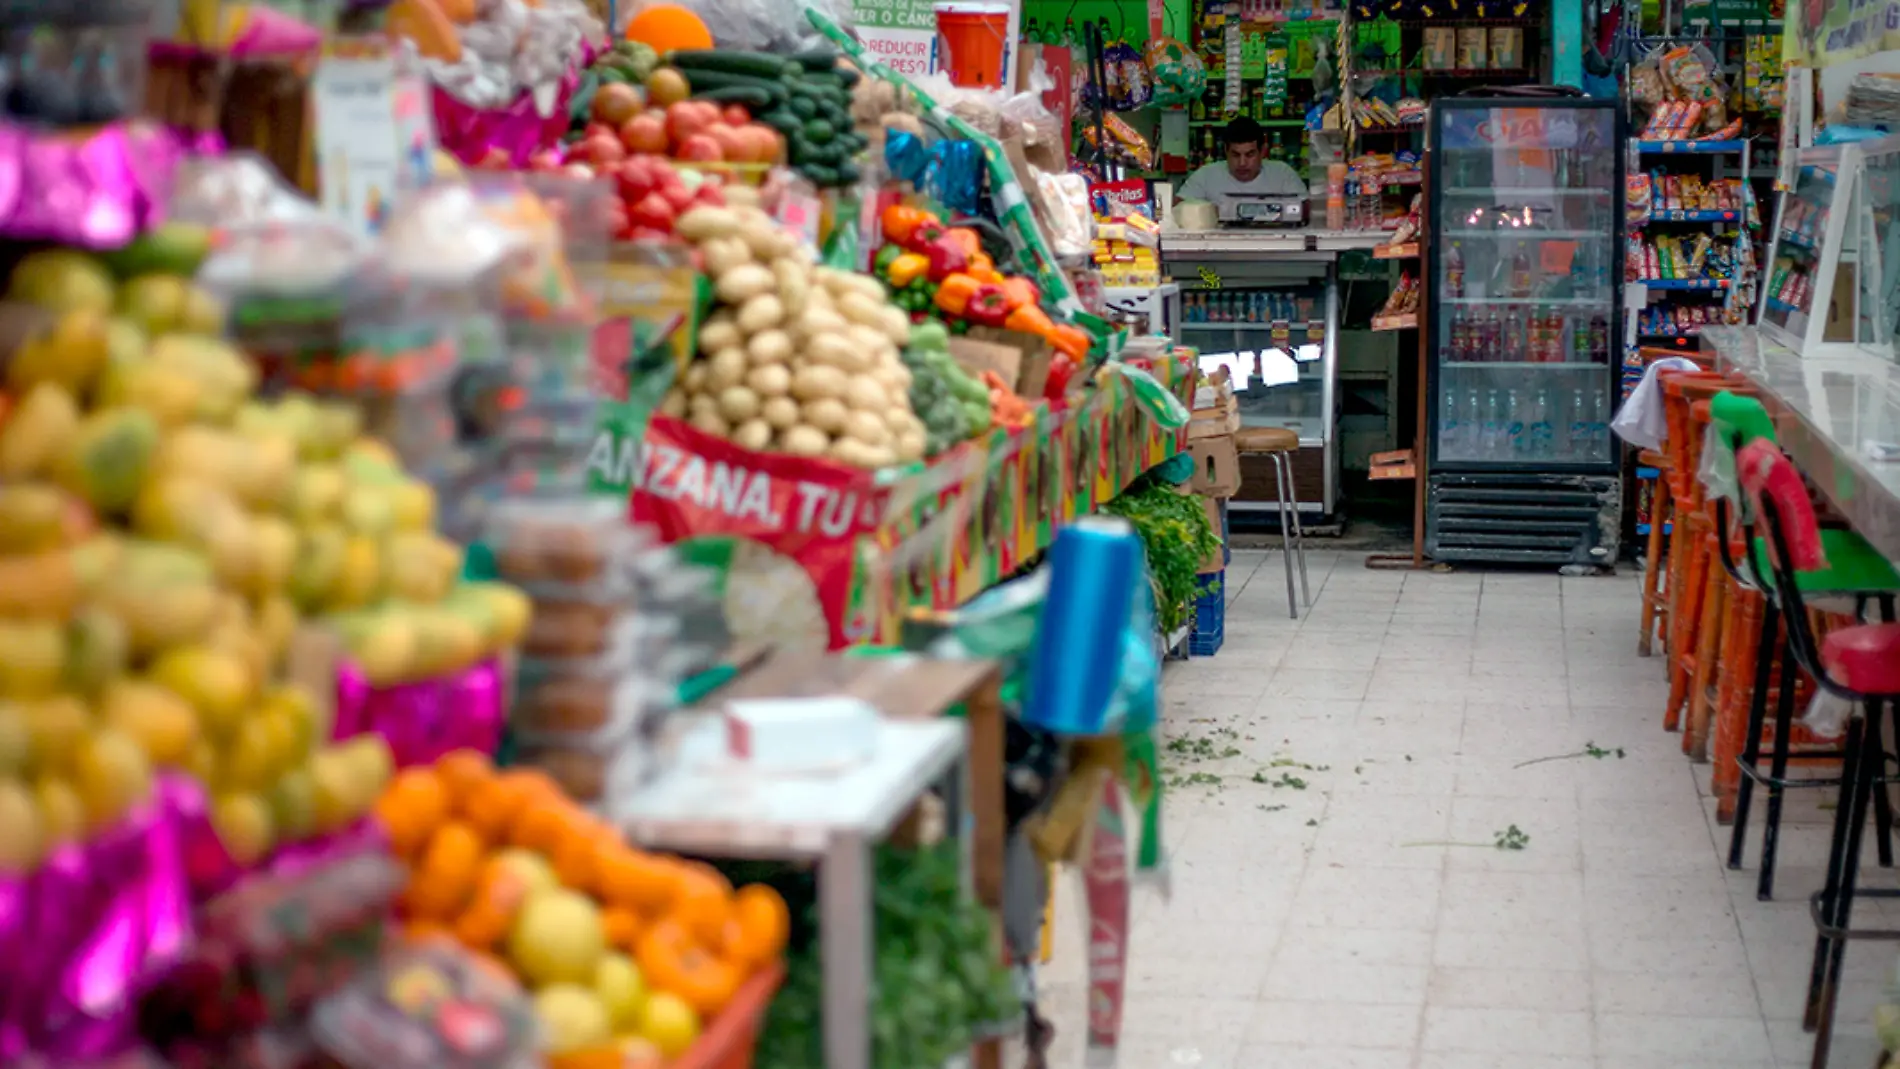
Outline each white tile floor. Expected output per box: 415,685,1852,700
1034,549,1898,1069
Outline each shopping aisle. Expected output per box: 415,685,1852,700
1037,550,1885,1069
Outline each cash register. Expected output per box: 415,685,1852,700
1218,190,1306,227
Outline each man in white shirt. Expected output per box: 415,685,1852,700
1177,117,1306,202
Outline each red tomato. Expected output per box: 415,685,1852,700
665,101,713,147
628,192,675,233
616,155,657,200
677,133,722,162
721,104,751,126
584,121,616,141
706,125,748,162
751,125,785,165
690,183,727,208
577,132,625,165
659,181,696,212
619,113,668,156
526,149,564,172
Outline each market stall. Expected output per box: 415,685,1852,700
0,1,1211,1067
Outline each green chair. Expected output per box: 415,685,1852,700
1711,392,1900,900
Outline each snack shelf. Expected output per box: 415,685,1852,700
1645,209,1742,223
1373,242,1419,259
1636,139,1748,154
1642,277,1733,290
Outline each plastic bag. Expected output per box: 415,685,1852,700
1146,37,1206,107
1801,687,1853,739
1609,356,1699,451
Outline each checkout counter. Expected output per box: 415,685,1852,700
1147,186,1395,522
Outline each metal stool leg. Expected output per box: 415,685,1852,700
1282,450,1310,607
1273,452,1297,620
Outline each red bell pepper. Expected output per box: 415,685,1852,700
1043,354,1077,400
925,239,968,281
902,216,947,253
940,227,983,257
965,282,1012,327
881,204,929,246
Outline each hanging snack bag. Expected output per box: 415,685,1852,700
1456,28,1486,69
1422,27,1456,69
1103,38,1152,110
1488,27,1522,69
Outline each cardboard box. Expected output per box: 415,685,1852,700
965,325,1054,398
1198,495,1229,575
1188,395,1241,440
947,337,1023,387
1188,435,1242,498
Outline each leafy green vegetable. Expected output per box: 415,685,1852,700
754,843,1018,1069
1102,477,1221,634
901,334,991,455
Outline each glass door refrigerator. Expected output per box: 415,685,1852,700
1424,97,1626,567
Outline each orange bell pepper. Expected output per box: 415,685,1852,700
999,276,1040,310
934,273,983,317
881,204,929,246
1048,324,1093,360
1004,302,1055,337
967,252,1001,284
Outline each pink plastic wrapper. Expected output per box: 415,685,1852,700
0,121,192,249
333,659,505,767
433,45,600,168
3,776,208,1060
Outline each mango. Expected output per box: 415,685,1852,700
149,644,255,740
346,612,417,687
289,524,347,610
0,706,28,777
96,542,219,656
327,535,383,611
53,408,161,516
94,356,200,427
0,484,79,554
148,334,253,424
389,479,437,531
100,679,200,767
247,515,298,597
132,474,236,542
0,620,66,699
0,779,44,873
20,695,90,775
7,249,114,314
115,274,223,336
254,595,299,673
211,792,274,865
33,776,82,846
0,382,79,479
72,728,153,831
64,609,129,697
7,308,112,396
285,465,347,525
386,531,462,603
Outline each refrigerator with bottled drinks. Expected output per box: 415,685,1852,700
1423,97,1625,567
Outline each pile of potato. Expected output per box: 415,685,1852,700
661,204,926,470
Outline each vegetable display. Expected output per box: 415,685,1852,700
666,46,868,190
872,204,1093,370
900,321,990,456
1102,477,1223,635
660,205,928,469
753,843,1017,1069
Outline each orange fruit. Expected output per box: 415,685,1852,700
634,918,740,1018
404,918,451,944
433,749,494,814
672,865,735,947
549,826,608,893
405,821,484,919
511,795,582,856
601,906,644,950
462,769,538,842
598,849,685,913
375,767,450,858
724,883,790,966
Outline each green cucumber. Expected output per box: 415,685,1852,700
679,70,788,106
788,95,817,120
757,108,801,132
791,46,840,72
835,163,862,186
694,85,775,108
803,118,836,144
802,164,840,186
666,50,790,79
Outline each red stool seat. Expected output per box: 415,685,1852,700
1820,622,1900,696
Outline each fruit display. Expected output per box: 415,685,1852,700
378,749,790,1063
0,235,533,876
309,943,543,1069
667,46,867,190
657,203,930,469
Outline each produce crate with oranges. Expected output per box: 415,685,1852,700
377,749,790,1065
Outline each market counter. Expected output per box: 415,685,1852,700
1160,225,1390,261
1701,326,1900,563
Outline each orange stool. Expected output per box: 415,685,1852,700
1637,448,1672,657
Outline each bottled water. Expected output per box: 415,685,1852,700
1440,385,1462,453
1528,388,1553,458
1588,389,1610,457
1482,388,1505,459
1464,388,1483,455
1567,388,1592,461
1503,389,1526,458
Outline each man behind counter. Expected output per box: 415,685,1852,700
1177,116,1307,203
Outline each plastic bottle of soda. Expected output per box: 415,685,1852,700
1446,242,1466,298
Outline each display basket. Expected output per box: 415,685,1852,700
672,961,786,1069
